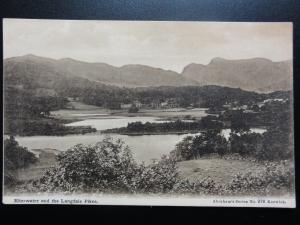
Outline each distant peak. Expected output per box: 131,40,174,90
209,57,226,63
209,57,273,64
24,53,35,57
6,54,57,62
22,54,40,58
59,57,79,62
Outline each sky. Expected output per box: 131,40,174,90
3,19,293,73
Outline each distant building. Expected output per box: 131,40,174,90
133,100,142,108
121,103,132,109
223,104,231,109
243,109,256,113
160,102,168,107
151,101,160,109
67,97,80,101
263,98,284,103
257,98,287,108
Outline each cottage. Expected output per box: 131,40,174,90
121,103,132,109
133,100,142,108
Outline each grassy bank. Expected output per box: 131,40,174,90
178,157,264,185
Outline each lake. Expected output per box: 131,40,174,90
65,116,169,130
14,115,266,164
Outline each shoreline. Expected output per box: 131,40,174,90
102,130,201,136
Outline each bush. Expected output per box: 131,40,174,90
25,137,180,194
223,161,294,195
128,105,139,113
172,178,219,195
131,155,179,193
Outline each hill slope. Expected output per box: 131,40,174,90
182,57,292,92
4,55,292,93
4,54,197,88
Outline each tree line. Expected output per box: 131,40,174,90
172,121,293,162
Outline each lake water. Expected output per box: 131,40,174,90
14,115,266,164
15,133,199,164
65,116,169,130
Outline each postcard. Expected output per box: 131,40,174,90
2,19,295,207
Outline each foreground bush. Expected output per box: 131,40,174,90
223,161,294,196
172,178,219,195
21,137,179,194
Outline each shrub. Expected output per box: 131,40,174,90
25,137,180,194
131,155,179,193
128,105,139,113
224,161,294,195
172,178,219,195
31,137,139,193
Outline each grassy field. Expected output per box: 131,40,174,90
177,158,265,185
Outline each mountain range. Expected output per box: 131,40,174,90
4,54,292,93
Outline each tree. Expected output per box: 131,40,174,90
260,127,293,160
173,136,194,160
128,105,139,113
4,136,37,170
4,136,38,186
230,110,250,133
191,130,227,157
229,131,263,157
173,130,228,161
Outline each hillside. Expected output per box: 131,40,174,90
4,54,197,88
182,57,292,93
4,55,293,93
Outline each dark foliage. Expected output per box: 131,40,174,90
128,105,139,113
4,136,38,186
5,118,96,136
173,101,293,162
172,130,228,160
103,116,224,134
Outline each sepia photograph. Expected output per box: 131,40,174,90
2,19,295,207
